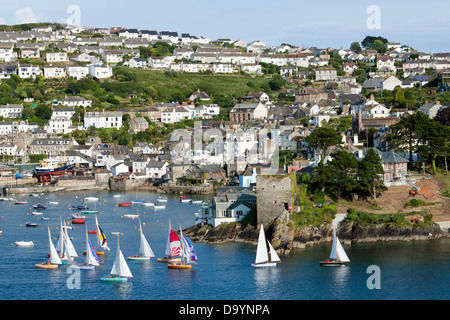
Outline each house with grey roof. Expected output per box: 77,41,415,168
418,101,444,119
202,190,256,227
357,148,408,186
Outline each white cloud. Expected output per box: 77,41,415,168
14,7,38,24
0,17,7,25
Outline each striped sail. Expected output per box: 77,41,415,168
169,229,181,257
181,234,197,263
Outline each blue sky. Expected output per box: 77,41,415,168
1,1,449,53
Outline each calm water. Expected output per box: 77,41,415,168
0,190,448,300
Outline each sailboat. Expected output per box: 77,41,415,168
100,232,133,282
168,226,197,269
128,217,155,261
320,226,350,266
118,192,132,207
157,220,181,264
94,215,109,255
72,224,100,270
251,224,281,268
35,226,62,269
56,217,78,264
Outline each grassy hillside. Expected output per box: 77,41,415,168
112,67,272,102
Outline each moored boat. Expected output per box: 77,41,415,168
72,218,85,224
320,226,350,267
15,241,34,246
26,222,38,227
33,203,47,210
118,202,132,207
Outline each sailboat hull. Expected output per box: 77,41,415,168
100,277,128,282
71,264,96,270
251,262,277,268
168,263,192,269
128,256,151,261
157,257,181,263
35,263,58,269
320,260,348,267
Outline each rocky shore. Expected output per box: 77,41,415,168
184,211,449,256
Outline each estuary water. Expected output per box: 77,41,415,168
0,190,448,301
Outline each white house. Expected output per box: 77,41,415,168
148,56,176,69
84,111,123,129
128,57,147,68
0,43,16,62
59,95,92,108
88,64,113,79
418,101,444,119
46,52,68,62
145,161,168,179
212,62,235,74
0,104,23,118
193,104,220,119
17,64,42,79
362,104,391,118
377,56,396,72
102,50,123,64
161,106,192,123
111,162,129,176
65,65,89,79
43,66,66,79
241,63,262,75
381,76,403,91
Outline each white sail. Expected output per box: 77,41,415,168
268,241,281,263
48,226,62,265
64,224,78,258
164,220,172,256
111,249,133,278
329,227,338,260
335,237,350,263
254,224,269,265
87,239,100,266
139,220,155,258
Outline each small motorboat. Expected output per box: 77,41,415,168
72,218,85,224
49,201,58,205
153,205,165,209
124,214,139,219
118,202,132,207
15,201,27,205
33,203,47,210
26,222,38,227
191,200,202,204
180,198,191,203
32,211,43,215
142,202,155,206
85,197,100,201
131,199,145,204
72,213,86,219
157,198,168,202
72,205,89,210
15,241,34,246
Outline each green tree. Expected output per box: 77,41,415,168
357,148,387,206
327,148,359,200
305,127,343,164
417,121,450,175
372,40,387,54
386,112,431,167
350,42,362,53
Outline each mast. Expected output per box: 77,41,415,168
117,232,121,277
179,224,185,265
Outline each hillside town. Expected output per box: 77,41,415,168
0,23,449,229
